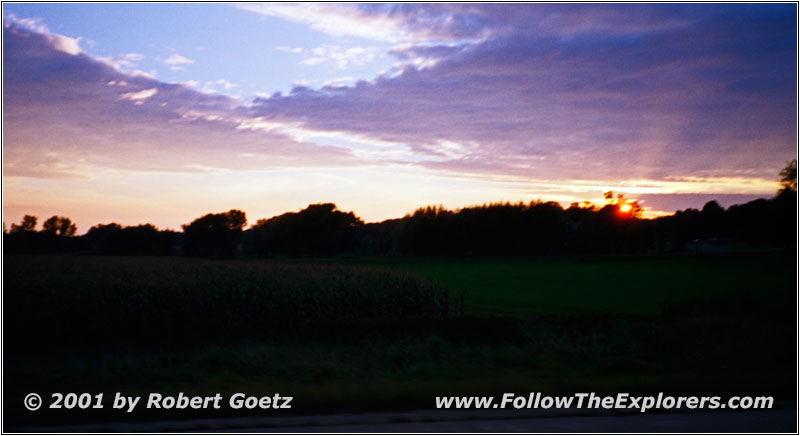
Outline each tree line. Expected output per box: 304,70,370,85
5,161,796,258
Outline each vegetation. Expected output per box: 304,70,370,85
2,190,795,258
779,158,797,194
182,209,247,258
9,214,37,233
41,215,77,236
247,203,363,258
5,256,458,352
85,223,177,256
351,254,794,316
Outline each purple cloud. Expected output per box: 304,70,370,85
248,4,795,187
3,20,357,179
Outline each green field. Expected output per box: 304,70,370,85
3,253,796,427
344,254,796,316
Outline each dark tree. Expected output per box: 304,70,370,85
779,159,797,194
41,216,77,236
85,222,177,255
182,209,247,258
85,223,123,252
10,215,37,233
245,203,363,257
698,201,725,239
5,214,85,253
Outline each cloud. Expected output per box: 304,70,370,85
164,53,194,71
164,53,194,65
275,46,303,54
98,52,144,70
236,3,501,44
237,3,414,43
2,21,359,180
4,13,82,55
294,45,382,69
238,3,698,46
215,79,235,90
3,12,49,33
322,77,356,88
246,4,795,194
197,79,237,94
120,88,158,104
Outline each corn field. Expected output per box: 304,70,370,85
5,256,461,350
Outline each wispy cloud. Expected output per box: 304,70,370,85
119,88,158,104
3,12,49,33
237,3,414,43
198,79,237,94
98,52,144,70
295,45,382,69
164,53,194,71
164,53,194,65
322,77,356,88
275,45,303,54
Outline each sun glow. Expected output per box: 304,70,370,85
619,203,632,213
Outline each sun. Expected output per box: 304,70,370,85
619,203,632,213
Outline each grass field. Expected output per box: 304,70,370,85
3,253,796,427
348,254,796,316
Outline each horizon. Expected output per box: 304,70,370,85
4,190,785,236
2,3,796,234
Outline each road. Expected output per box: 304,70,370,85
11,407,797,433
246,409,796,433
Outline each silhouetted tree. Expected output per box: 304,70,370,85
697,201,725,239
85,223,122,252
182,209,247,258
393,205,454,255
390,201,576,256
246,203,363,257
41,216,77,236
779,159,797,194
358,218,403,255
10,215,37,233
4,214,85,254
85,222,177,255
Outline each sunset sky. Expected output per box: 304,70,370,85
3,3,797,233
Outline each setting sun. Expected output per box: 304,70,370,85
619,203,632,214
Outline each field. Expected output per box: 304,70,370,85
354,254,795,316
3,253,796,427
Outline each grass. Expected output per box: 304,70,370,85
3,252,795,427
348,254,795,316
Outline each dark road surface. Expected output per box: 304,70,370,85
11,407,797,433
248,409,796,433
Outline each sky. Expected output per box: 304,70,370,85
2,3,797,233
